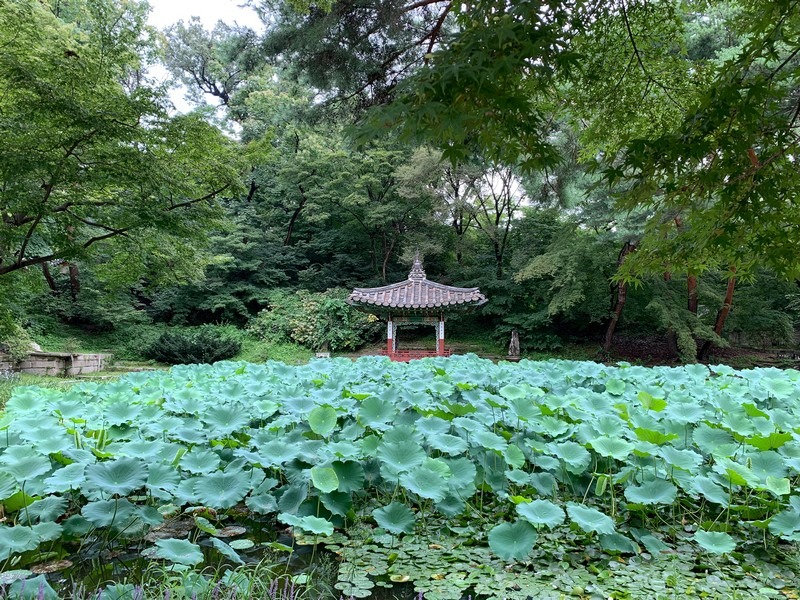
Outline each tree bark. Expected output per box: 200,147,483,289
68,263,80,301
41,263,59,295
687,274,698,314
603,241,636,353
697,269,737,361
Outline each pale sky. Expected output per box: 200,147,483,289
146,0,263,115
147,0,261,30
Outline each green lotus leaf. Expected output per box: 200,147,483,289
748,451,788,481
146,463,180,494
517,499,565,529
746,432,794,451
62,515,93,537
426,433,468,455
691,476,730,508
599,532,638,554
31,521,62,542
0,446,52,483
81,499,137,528
310,466,339,494
277,483,308,514
192,470,251,509
308,406,338,437
8,574,58,600
372,502,416,535
693,425,735,456
377,440,426,477
331,460,364,492
624,479,677,505
507,396,541,421
358,396,397,429
475,430,507,452
203,406,250,436
604,379,626,396
762,377,794,399
488,520,537,561
499,384,526,401
321,491,352,517
763,476,791,498
85,457,147,496
229,539,254,550
548,441,591,473
5,389,46,413
693,530,736,554
154,538,204,565
400,464,449,502
180,449,221,474
104,401,143,426
256,440,301,467
246,493,278,515
43,463,86,494
278,513,333,536
658,446,703,472
768,509,800,537
22,496,68,523
415,417,451,437
0,525,40,560
634,428,678,445
136,505,164,526
0,472,19,500
210,537,245,565
566,502,616,535
589,437,634,460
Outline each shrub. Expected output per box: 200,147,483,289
247,289,381,352
0,322,35,363
145,327,242,365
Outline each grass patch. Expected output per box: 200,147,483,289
235,337,313,364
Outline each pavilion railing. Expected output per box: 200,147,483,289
381,348,452,362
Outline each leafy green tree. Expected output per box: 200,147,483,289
0,0,243,280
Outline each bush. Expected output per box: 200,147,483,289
247,289,381,352
145,327,242,365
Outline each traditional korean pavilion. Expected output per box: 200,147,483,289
347,255,487,361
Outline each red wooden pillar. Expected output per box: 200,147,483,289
387,317,394,357
437,316,445,356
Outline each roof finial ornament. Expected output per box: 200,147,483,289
408,250,426,281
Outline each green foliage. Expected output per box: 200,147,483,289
247,289,381,352
0,322,34,363
2,354,800,582
144,327,242,365
0,0,243,280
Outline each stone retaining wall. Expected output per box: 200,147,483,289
0,352,110,376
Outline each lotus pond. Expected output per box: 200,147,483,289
0,355,799,599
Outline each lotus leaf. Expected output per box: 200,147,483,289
85,457,147,496
693,530,736,554
210,537,244,565
566,502,616,535
154,538,204,565
624,479,678,505
192,470,251,509
373,502,416,534
310,466,339,494
517,499,565,529
488,520,537,560
279,513,334,536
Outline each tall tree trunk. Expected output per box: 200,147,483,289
603,241,636,353
68,263,80,302
41,263,58,295
687,274,698,314
381,235,396,283
697,269,737,361
283,186,308,246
